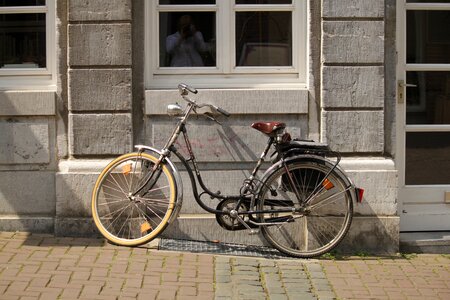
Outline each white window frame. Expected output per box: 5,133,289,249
0,1,56,90
145,0,307,89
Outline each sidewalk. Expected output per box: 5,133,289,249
0,232,448,299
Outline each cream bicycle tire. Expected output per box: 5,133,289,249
92,152,176,246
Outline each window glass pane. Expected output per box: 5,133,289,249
236,0,292,4
159,0,215,4
406,72,450,125
0,13,46,68
406,132,450,185
0,0,45,6
407,0,450,3
159,12,216,67
236,11,292,67
407,10,450,63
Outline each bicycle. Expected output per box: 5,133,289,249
91,83,364,258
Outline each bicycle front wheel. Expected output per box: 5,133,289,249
258,159,353,258
92,152,176,246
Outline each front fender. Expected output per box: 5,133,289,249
134,145,183,223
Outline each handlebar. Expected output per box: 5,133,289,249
215,106,231,117
178,83,197,95
177,83,230,118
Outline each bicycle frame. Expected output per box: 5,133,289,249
133,97,307,222
92,83,363,257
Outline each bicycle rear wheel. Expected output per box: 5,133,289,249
92,152,176,246
258,159,353,258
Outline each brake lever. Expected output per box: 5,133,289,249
204,112,222,125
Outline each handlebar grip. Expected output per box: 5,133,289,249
178,83,198,94
216,106,231,117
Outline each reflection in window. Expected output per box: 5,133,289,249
0,13,46,68
406,0,450,3
0,0,45,6
159,0,215,5
406,72,450,125
159,12,216,67
407,10,450,64
236,12,292,66
236,0,292,4
406,132,450,185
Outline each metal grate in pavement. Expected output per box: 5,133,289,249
159,238,294,259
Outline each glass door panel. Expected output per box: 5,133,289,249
406,132,450,185
407,10,450,64
406,71,450,124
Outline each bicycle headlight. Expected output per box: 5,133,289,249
167,103,183,116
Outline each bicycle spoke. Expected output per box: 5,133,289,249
104,202,133,230
98,198,129,206
116,204,133,238
134,204,161,229
101,202,131,219
128,154,141,192
136,196,170,204
308,187,350,211
99,192,127,202
259,161,353,258
103,179,129,197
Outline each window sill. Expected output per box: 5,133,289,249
0,91,56,116
145,87,308,115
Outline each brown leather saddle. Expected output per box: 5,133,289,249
251,122,286,137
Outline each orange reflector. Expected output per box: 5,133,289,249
141,222,152,233
122,164,132,175
322,178,334,190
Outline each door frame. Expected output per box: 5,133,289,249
396,0,450,231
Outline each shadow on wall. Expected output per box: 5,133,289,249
151,115,399,255
5,110,398,255
0,92,57,234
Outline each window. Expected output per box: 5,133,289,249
0,0,55,89
146,0,307,88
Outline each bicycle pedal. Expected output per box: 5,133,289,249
249,229,260,235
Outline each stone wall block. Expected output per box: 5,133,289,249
68,24,131,66
0,172,55,214
178,170,257,214
0,92,55,116
323,0,384,18
0,120,50,164
69,0,131,21
349,170,398,216
322,66,384,108
146,89,309,115
56,173,97,217
323,21,384,63
69,114,132,155
322,111,384,152
69,69,132,111
146,115,307,162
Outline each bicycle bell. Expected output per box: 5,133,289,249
167,103,183,116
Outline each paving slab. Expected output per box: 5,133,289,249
0,233,449,299
321,254,450,300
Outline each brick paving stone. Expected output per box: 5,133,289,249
321,254,450,300
1,233,449,299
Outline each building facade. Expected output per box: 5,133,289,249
0,0,449,253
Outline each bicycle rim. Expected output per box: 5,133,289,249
92,152,176,246
259,160,353,258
